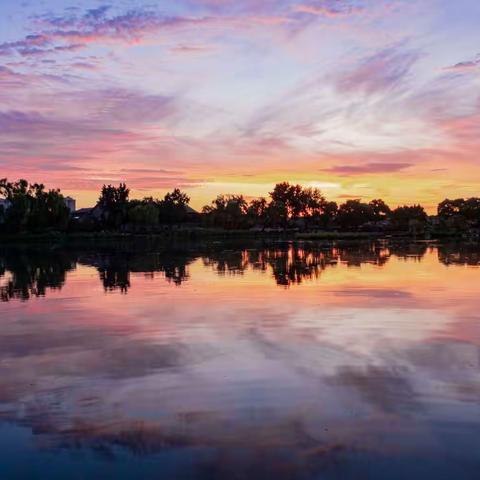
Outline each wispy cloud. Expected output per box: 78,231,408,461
293,1,364,17
444,54,480,72
170,44,215,55
1,8,210,57
0,4,295,60
336,48,420,95
324,162,413,175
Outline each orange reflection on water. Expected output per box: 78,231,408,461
0,242,479,478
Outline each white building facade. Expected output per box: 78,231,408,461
64,196,76,213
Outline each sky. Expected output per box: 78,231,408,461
0,0,479,210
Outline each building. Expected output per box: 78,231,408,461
73,207,93,221
73,205,104,222
64,196,76,213
185,205,201,223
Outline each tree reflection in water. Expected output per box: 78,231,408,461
437,243,480,266
0,251,76,301
0,241,478,299
0,240,479,479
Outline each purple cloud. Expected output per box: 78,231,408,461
0,2,328,59
0,34,51,56
337,48,419,95
0,8,213,58
325,162,412,175
444,54,480,72
84,5,112,21
293,1,364,17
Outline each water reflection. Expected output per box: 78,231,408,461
0,241,479,479
0,251,76,301
0,241,465,299
437,243,480,266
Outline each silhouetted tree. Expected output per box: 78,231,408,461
0,178,69,233
269,182,301,220
28,184,70,231
128,201,159,227
390,205,427,232
247,197,269,227
337,200,374,229
264,200,289,228
0,178,34,232
302,187,328,227
268,182,329,228
438,198,464,219
98,183,130,229
202,194,248,229
269,182,299,225
463,198,480,222
438,198,480,227
159,189,190,224
320,201,338,227
369,199,391,222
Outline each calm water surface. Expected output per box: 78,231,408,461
0,241,479,479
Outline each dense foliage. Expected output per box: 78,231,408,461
201,184,431,232
1,178,479,234
0,178,70,233
437,198,480,230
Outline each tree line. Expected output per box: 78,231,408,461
0,179,70,233
201,183,429,232
1,178,479,234
95,183,191,229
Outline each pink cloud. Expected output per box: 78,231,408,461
293,3,364,17
337,48,419,94
324,162,413,175
4,1,348,62
437,110,480,151
70,61,99,70
444,56,480,72
170,44,215,55
1,10,216,57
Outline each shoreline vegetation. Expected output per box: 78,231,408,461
0,229,477,248
1,178,479,243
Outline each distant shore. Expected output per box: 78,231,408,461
3,180,480,243
0,227,477,247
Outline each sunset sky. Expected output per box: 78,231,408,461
1,0,479,210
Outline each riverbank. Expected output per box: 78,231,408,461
0,227,476,247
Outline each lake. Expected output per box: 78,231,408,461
0,240,479,479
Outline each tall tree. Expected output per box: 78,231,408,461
128,202,159,227
337,200,374,229
369,199,391,222
391,205,427,231
247,197,269,227
160,188,190,224
202,194,247,229
0,178,69,232
29,185,70,231
269,182,328,226
438,198,480,223
98,183,130,228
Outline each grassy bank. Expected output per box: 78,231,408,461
0,228,280,247
295,231,380,240
0,227,475,247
